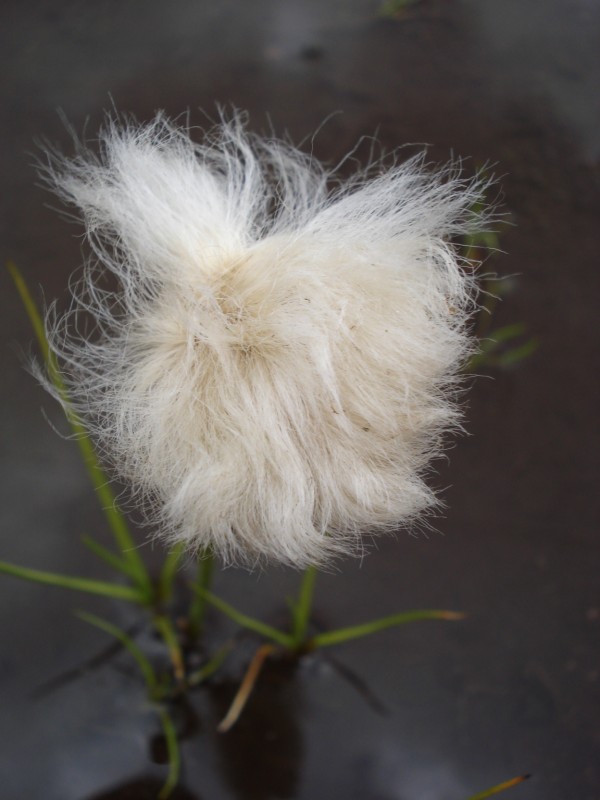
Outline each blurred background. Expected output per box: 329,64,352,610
0,1,599,799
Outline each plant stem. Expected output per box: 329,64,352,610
187,549,214,639
157,707,181,800
74,428,152,599
292,564,318,646
153,615,185,685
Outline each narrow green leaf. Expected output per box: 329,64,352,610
475,340,500,357
469,327,538,371
7,262,152,598
465,774,530,800
466,352,489,371
291,565,318,645
471,325,527,366
480,230,500,250
8,260,53,365
81,534,134,577
310,609,464,649
0,559,143,602
192,586,294,648
187,640,233,688
485,323,527,344
496,337,539,367
76,610,158,694
464,230,499,257
72,436,152,598
157,707,181,800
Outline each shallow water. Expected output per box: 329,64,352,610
1,1,599,798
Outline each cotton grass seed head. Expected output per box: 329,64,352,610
38,111,490,568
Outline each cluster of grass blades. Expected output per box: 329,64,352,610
4,262,221,798
2,263,529,799
192,567,465,731
463,205,538,373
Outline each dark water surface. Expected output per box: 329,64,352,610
1,1,599,798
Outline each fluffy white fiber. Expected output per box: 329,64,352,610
39,112,489,568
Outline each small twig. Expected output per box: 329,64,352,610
217,643,277,733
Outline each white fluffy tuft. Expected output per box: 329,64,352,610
38,112,490,567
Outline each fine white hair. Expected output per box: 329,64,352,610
38,111,490,568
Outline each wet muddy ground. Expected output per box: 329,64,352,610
1,1,599,798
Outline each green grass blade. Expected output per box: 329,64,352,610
81,534,134,577
471,323,528,365
187,549,214,639
71,440,152,598
7,262,152,598
187,640,233,688
70,433,152,597
192,586,294,648
8,260,54,364
291,565,318,645
76,610,158,694
464,232,500,262
465,774,530,800
469,326,537,371
310,609,465,649
158,542,185,604
495,337,539,367
157,707,181,800
484,323,527,345
0,559,144,603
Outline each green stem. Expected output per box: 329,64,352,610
187,549,214,639
153,615,185,684
291,565,318,646
74,432,153,599
157,707,181,800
